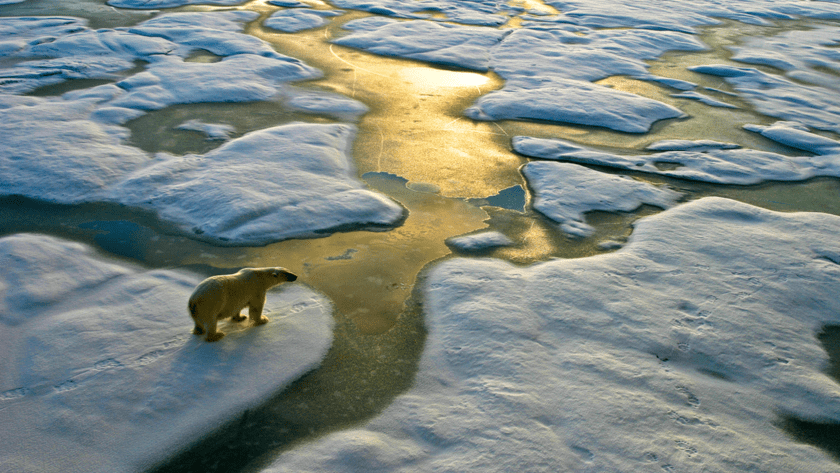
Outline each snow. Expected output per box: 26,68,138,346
335,20,702,131
110,123,405,244
512,135,840,185
175,119,236,140
264,197,840,472
522,162,682,237
446,231,514,253
0,234,334,473
0,12,403,245
744,121,840,155
672,91,738,109
264,9,343,33
645,140,740,152
465,76,685,133
334,18,507,71
688,64,840,134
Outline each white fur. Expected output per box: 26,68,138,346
188,267,297,342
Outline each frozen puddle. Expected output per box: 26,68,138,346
265,198,840,472
0,234,334,473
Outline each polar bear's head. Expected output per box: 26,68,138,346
256,267,297,282
239,267,298,287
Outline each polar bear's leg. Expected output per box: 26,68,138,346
192,324,205,335
231,311,247,322
248,297,269,325
205,317,225,342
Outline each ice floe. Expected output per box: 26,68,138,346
264,197,840,472
672,91,738,109
264,9,343,33
109,123,406,244
335,19,703,132
334,18,507,71
446,231,514,253
175,119,236,140
744,121,840,155
688,64,840,134
329,0,510,26
465,76,685,133
0,234,334,473
0,12,401,245
513,134,840,185
522,162,682,237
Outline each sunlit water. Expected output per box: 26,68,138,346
1,1,840,471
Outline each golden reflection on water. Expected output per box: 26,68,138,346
249,14,524,198
216,173,489,334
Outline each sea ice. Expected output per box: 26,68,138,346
334,18,507,71
335,19,702,132
109,123,406,245
175,119,236,140
513,135,840,185
264,9,343,33
671,91,738,109
522,162,682,237
0,94,150,203
0,234,334,473
446,231,514,253
645,140,740,152
264,197,840,472
744,121,840,155
688,64,840,134
329,0,510,26
0,12,402,245
465,76,685,133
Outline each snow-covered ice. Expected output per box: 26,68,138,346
264,9,343,33
335,18,507,71
0,234,334,473
465,76,685,133
264,197,840,472
522,161,682,237
743,121,840,156
335,19,702,132
446,231,514,253
688,64,840,134
0,12,403,245
175,119,236,140
110,123,406,244
513,134,840,185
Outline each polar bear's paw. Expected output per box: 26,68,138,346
192,326,205,335
255,316,269,325
207,332,225,342
232,314,247,322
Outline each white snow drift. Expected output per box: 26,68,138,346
513,125,840,185
523,161,683,237
0,234,334,473
264,197,840,472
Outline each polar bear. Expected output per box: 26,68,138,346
188,267,298,342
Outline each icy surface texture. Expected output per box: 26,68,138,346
110,123,406,244
264,198,840,472
334,18,507,71
689,64,840,134
264,9,343,33
743,121,840,155
175,119,236,140
0,234,334,473
513,133,840,185
523,162,682,237
0,13,401,244
446,231,514,252
335,19,699,132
